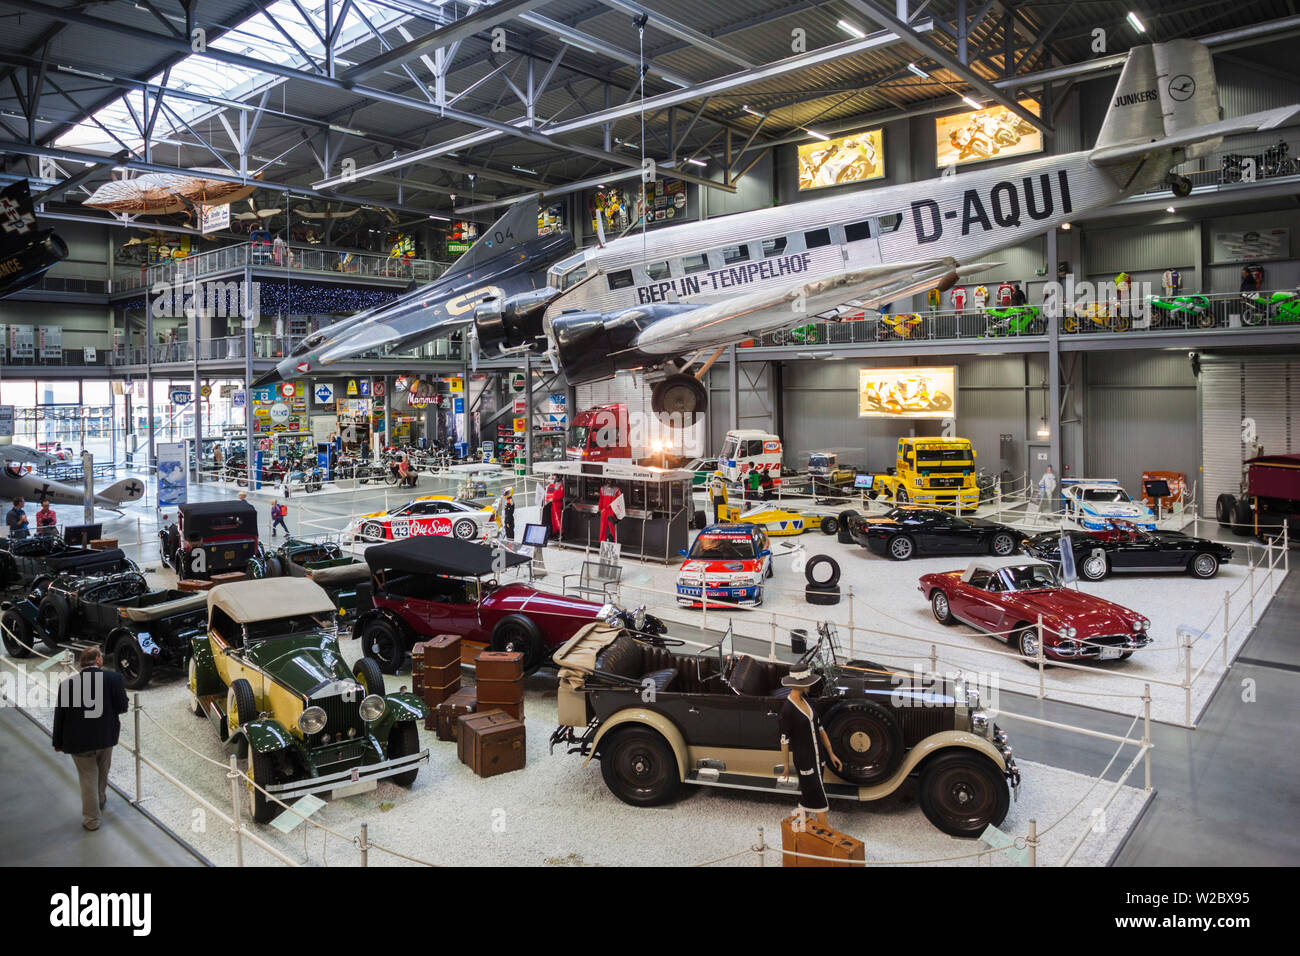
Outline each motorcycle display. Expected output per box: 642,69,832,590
1242,289,1300,325
1147,294,1214,328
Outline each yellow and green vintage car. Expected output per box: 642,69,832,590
188,578,429,823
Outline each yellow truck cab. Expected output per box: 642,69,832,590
868,437,979,511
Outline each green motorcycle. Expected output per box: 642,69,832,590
1242,290,1300,325
985,305,1045,336
790,323,820,344
1147,294,1214,328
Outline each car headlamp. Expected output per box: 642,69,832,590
633,605,647,631
1065,626,1077,638
966,686,981,710
359,694,387,722
299,706,327,735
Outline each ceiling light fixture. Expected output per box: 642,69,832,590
685,158,707,167
907,63,930,78
804,128,830,141
837,19,866,39
1126,11,1146,33
1061,222,1071,230
961,95,982,110
510,165,537,175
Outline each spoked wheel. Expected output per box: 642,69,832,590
989,532,1016,557
918,752,1010,837
112,634,153,690
1191,552,1220,578
1015,626,1049,666
1080,554,1109,581
362,619,405,674
599,727,681,806
1,610,33,659
491,615,544,675
887,535,915,560
931,590,954,625
361,521,385,541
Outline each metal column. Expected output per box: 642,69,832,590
243,268,255,487
727,344,739,431
523,351,533,472
145,302,156,469
1046,228,1062,478
192,315,202,485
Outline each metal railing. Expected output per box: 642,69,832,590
113,241,452,292
746,288,1300,351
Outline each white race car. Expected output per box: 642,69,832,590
1060,479,1156,531
345,495,499,542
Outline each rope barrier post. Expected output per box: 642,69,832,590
1183,629,1193,728
701,589,708,633
930,643,937,674
769,613,777,660
1027,818,1037,867
360,822,369,867
756,826,766,867
1142,683,1152,793
136,516,142,560
1248,553,1256,624
847,585,855,659
1036,614,1045,700
227,755,245,867
1284,522,1289,575
132,693,142,805
1223,589,1230,667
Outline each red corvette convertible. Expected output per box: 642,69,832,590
918,556,1152,663
352,537,663,674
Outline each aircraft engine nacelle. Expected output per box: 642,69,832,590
549,304,693,385
473,287,556,350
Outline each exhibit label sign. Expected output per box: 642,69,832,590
934,99,1042,168
37,324,61,359
859,366,957,419
797,129,885,190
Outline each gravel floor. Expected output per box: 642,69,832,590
9,653,1148,868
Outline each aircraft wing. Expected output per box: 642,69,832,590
632,257,984,355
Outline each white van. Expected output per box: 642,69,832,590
718,429,783,485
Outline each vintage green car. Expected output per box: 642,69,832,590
188,578,429,823
245,537,369,620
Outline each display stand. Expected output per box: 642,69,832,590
534,460,693,563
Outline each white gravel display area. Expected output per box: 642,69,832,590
7,653,1148,868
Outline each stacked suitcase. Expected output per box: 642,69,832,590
412,635,462,727
434,688,477,742
779,814,866,867
457,710,526,778
474,650,524,721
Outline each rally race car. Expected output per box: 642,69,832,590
344,494,499,543
675,523,773,608
1060,479,1156,532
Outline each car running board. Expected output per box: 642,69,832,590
685,769,860,800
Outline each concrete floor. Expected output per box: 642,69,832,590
2,471,1296,866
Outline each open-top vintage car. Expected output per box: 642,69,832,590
2,571,207,688
0,534,136,598
1020,520,1232,581
159,500,264,581
188,578,429,823
551,622,1019,837
353,536,664,674
919,556,1152,663
245,536,369,619
846,507,1020,560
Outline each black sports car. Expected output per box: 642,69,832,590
1020,520,1233,580
845,507,1020,560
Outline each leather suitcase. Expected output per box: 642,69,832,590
89,538,118,550
488,699,523,721
210,571,247,584
420,676,461,709
475,677,523,705
413,634,461,669
177,578,214,591
457,710,526,777
780,815,864,867
474,651,523,682
434,690,477,741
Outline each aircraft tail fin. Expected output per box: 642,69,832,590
441,201,537,279
99,477,146,504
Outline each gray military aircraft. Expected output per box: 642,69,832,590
257,200,573,384
470,39,1300,420
0,462,145,510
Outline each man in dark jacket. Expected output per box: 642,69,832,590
52,648,129,831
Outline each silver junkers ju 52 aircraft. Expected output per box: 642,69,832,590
465,39,1298,422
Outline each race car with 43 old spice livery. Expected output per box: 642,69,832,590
344,494,500,543
675,523,773,608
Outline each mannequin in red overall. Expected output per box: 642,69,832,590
545,479,564,536
598,483,622,542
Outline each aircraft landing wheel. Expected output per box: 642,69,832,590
651,374,707,427
1171,175,1192,198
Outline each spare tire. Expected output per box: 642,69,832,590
804,554,841,588
820,516,839,535
825,701,904,785
806,584,841,606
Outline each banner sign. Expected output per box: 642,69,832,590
199,203,230,235
7,324,33,359
157,441,187,507
797,129,885,190
935,99,1042,168
38,325,62,359
858,366,957,419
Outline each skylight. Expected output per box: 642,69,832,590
54,0,409,159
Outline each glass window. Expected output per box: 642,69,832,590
878,213,902,233
682,253,709,274
844,220,873,242
607,270,635,290
761,236,788,258
645,261,671,281
0,381,36,406
720,245,750,264
559,264,588,290
804,228,831,249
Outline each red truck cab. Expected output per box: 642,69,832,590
567,403,633,462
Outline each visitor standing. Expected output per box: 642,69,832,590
6,497,29,539
53,647,128,831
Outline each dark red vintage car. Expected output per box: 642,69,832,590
918,556,1152,663
351,537,663,674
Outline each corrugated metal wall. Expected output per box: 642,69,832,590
1085,222,1199,274
1199,357,1300,508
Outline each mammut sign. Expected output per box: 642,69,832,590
636,252,813,304
911,170,1073,244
